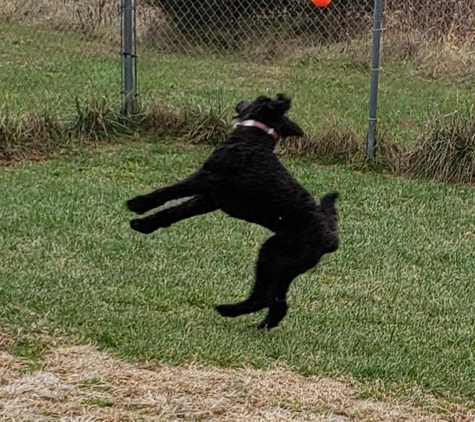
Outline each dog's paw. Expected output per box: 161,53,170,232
130,218,156,234
249,321,269,330
126,196,154,214
215,304,232,317
215,304,245,318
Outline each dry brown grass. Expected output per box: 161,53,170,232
0,102,131,163
142,102,229,145
0,111,64,163
407,110,475,185
1,0,163,43
278,131,363,164
385,1,475,47
0,101,229,164
1,335,474,422
374,138,411,175
381,30,475,84
383,1,475,82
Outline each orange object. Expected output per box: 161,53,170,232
312,0,332,7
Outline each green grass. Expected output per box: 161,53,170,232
2,21,475,145
1,142,475,400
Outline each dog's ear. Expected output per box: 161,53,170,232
261,93,292,116
273,94,292,114
235,101,251,117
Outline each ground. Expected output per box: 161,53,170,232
2,11,475,421
1,143,475,421
2,333,473,421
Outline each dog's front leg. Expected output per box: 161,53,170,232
127,170,216,215
130,195,217,234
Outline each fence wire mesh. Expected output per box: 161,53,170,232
1,0,122,116
1,0,475,145
135,0,373,55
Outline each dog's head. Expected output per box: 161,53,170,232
233,94,304,139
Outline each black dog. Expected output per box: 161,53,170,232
127,94,339,329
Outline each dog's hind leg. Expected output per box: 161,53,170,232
254,281,292,329
216,233,294,319
215,297,267,318
127,170,216,215
215,234,280,318
130,195,217,234
216,232,322,329
255,249,323,330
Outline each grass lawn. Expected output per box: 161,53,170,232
2,21,475,145
1,142,475,400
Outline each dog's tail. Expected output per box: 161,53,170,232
319,191,339,209
319,191,340,253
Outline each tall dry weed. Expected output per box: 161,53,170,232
1,0,163,43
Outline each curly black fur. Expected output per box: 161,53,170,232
127,94,339,329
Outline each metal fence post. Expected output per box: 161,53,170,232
366,0,384,159
121,0,136,115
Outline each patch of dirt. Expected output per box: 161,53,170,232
0,332,15,348
1,339,474,421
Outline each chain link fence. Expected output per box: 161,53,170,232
2,0,475,152
135,0,475,73
1,0,123,116
136,0,373,55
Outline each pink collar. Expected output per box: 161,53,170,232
234,120,279,141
